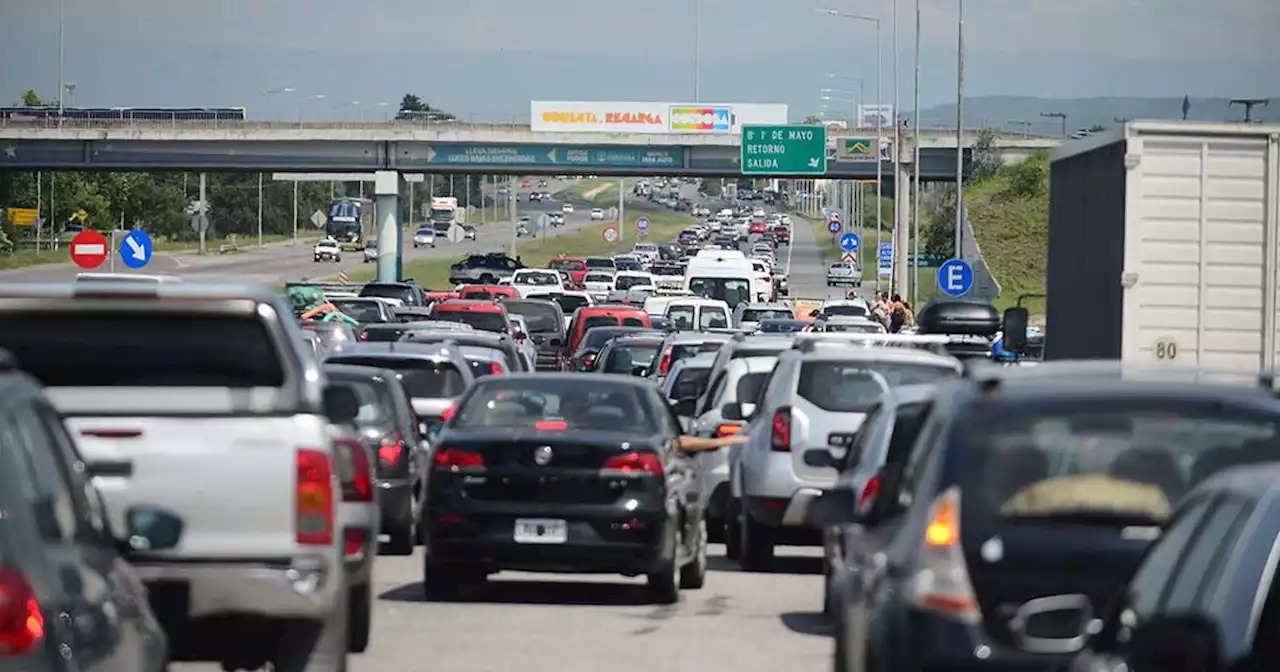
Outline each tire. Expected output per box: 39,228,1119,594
271,588,348,672
679,520,708,590
479,274,496,285
422,559,460,602
738,512,775,572
384,522,414,556
646,528,681,605
347,582,371,654
706,515,726,544
725,498,742,561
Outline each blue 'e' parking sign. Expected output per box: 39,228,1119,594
936,258,974,297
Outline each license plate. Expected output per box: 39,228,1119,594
828,433,858,448
513,518,568,544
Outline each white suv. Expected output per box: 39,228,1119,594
590,208,605,220
826,260,860,287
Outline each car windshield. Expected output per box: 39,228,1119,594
742,308,794,323
453,378,657,434
797,361,958,413
515,272,559,286
325,357,467,399
602,342,661,373
955,400,1280,526
503,303,561,333
585,258,615,269
330,299,387,323
431,309,508,333
615,275,652,291
688,277,752,308
416,228,433,235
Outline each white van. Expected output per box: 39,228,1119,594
664,298,732,331
643,290,695,317
749,259,774,301
683,250,755,310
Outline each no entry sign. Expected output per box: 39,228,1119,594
70,229,109,269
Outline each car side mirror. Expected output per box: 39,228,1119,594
323,385,360,425
122,506,184,553
1125,614,1223,672
721,401,756,421
671,397,697,417
1001,307,1030,353
1008,595,1098,654
809,488,859,526
803,449,841,469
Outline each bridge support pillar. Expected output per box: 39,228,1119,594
374,171,404,283
893,139,915,297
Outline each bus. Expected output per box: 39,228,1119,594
326,198,374,249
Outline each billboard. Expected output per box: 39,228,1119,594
856,104,896,129
530,101,788,134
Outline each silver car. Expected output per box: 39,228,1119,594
659,352,716,431
724,339,962,570
413,227,437,248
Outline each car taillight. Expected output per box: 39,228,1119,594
908,487,980,622
770,407,792,452
489,361,504,375
0,566,44,657
714,423,742,437
602,452,664,475
433,447,484,469
336,439,373,503
343,528,368,559
858,475,881,510
440,404,456,422
296,448,335,545
535,420,568,431
582,354,596,369
658,349,674,374
358,331,370,341
378,433,404,469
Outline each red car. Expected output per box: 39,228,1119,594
748,221,766,234
772,226,790,243
457,285,518,301
548,256,588,285
429,300,513,333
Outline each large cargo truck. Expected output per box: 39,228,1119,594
1041,121,1280,377
429,197,462,234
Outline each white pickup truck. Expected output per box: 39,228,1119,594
314,239,342,262
0,282,354,671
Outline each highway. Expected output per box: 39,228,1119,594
0,179,603,285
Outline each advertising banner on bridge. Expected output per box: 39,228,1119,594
531,101,788,134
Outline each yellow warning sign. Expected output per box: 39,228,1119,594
5,207,37,226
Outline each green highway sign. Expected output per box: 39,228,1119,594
740,124,828,175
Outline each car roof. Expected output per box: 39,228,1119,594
664,331,729,344
476,372,652,391
434,300,505,312
326,342,460,361
793,346,961,368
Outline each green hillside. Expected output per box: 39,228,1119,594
966,153,1050,314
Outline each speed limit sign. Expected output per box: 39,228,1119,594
602,226,620,244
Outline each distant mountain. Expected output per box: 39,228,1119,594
917,96,1278,136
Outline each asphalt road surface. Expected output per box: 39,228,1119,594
0,179,620,285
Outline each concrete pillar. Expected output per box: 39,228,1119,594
374,170,404,283
892,137,915,297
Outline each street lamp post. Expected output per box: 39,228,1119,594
297,94,326,124
260,87,295,247
954,0,965,259
58,0,66,117
817,8,884,291
694,0,702,101
912,0,922,305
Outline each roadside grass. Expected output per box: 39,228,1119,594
965,154,1049,314
563,179,630,206
0,233,318,271
341,204,694,290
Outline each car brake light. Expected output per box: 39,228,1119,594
770,407,792,452
858,475,881,510
908,487,980,622
343,528,368,559
714,423,742,437
336,439,373,503
489,361,504,375
602,452,664,475
440,404,456,422
433,447,484,469
0,566,44,657
295,448,334,546
658,349,673,374
378,433,404,469
535,420,568,431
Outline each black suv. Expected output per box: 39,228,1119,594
448,253,524,285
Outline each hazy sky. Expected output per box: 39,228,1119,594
3,0,1277,121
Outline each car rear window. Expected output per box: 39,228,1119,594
736,372,768,403
327,357,467,398
454,378,657,434
550,260,586,272
583,315,619,331
615,275,652,291
0,312,286,387
329,378,389,424
584,273,614,284
585,258,615,269
602,343,661,374
360,284,419,306
671,342,724,365
359,325,411,342
671,367,712,400
503,303,561,333
331,299,388,323
742,308,794,323
432,309,508,333
797,361,957,412
823,304,868,317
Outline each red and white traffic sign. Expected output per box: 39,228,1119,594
70,229,109,269
602,226,620,244
841,251,857,262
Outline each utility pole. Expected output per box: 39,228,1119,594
198,173,208,255
1229,98,1270,123
1040,111,1067,137
256,173,264,248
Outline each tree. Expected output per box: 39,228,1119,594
801,115,823,125
398,93,456,121
19,89,54,107
969,128,1002,183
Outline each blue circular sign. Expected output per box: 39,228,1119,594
839,232,860,253
827,220,841,234
936,258,974,297
635,216,649,231
119,229,153,269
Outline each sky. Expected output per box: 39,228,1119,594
2,0,1277,123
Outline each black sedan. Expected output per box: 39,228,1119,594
421,374,708,604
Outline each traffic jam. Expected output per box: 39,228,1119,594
2,200,1279,671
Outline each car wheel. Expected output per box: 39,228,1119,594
384,523,414,556
725,498,742,560
335,256,341,262
479,274,496,284
646,529,681,605
705,515,725,544
678,519,708,590
347,582,371,654
738,511,775,572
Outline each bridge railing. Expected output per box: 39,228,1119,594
0,116,537,131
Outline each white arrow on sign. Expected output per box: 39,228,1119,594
125,235,146,261
425,146,436,162
546,150,557,164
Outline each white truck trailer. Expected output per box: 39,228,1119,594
1042,121,1280,377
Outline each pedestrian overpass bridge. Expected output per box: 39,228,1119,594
0,121,1060,181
